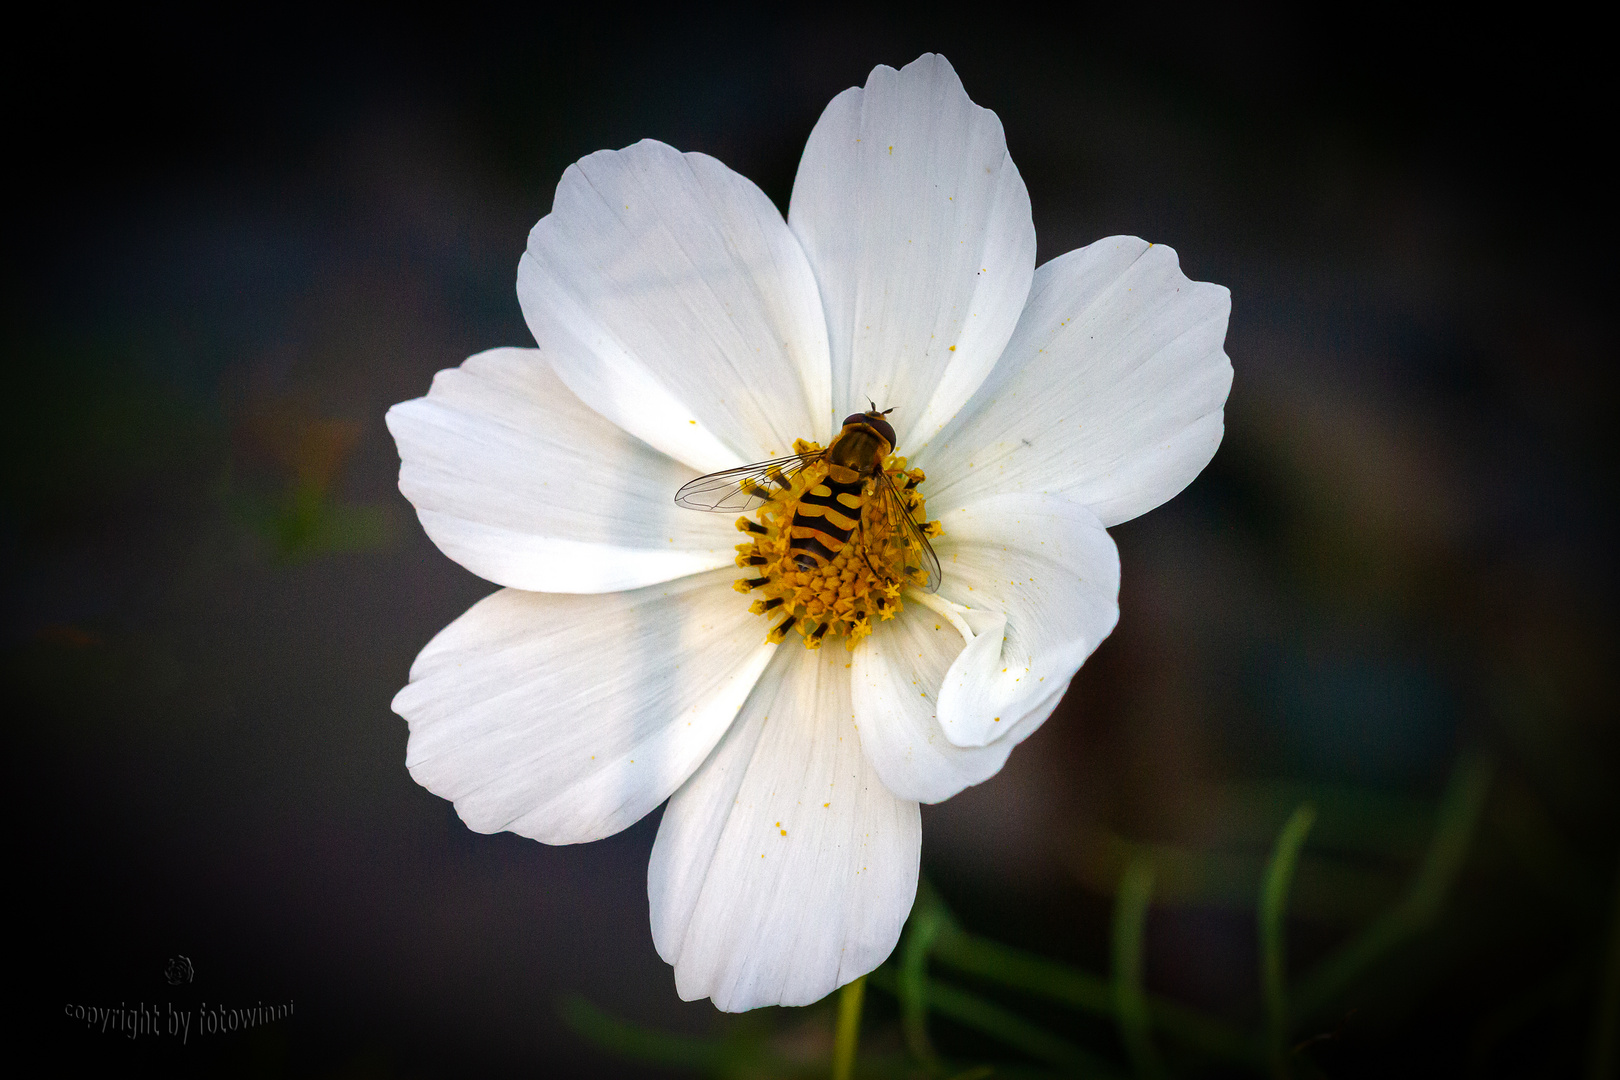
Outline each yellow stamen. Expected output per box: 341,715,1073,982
731,438,942,649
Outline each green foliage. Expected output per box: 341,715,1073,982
233,479,394,562
227,398,397,561
1112,857,1163,1079
1260,805,1316,1079
0,339,395,563
564,750,1619,1078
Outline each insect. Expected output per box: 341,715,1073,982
675,407,942,593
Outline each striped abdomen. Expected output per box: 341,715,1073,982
788,466,867,571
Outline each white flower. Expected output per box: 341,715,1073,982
386,54,1231,1012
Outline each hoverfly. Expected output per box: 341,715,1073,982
674,407,942,593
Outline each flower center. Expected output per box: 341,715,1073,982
732,439,942,649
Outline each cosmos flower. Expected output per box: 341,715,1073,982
387,54,1231,1012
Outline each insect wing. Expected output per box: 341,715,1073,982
878,470,942,592
673,452,821,512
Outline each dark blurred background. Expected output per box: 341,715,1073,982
9,8,1614,1078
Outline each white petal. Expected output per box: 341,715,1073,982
387,347,740,593
518,140,833,473
394,569,775,845
920,237,1233,527
926,493,1119,747
788,54,1035,451
851,598,1073,803
649,645,920,1011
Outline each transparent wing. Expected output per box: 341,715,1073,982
878,470,942,593
673,452,823,512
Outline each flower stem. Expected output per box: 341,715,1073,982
832,974,866,1080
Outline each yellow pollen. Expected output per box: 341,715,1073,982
732,437,941,650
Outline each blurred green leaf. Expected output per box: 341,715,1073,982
560,751,1599,1080
929,927,1254,1065
561,995,917,1080
871,966,1122,1077
560,995,736,1073
227,393,395,561
1111,858,1163,1080
1065,825,1400,925
900,887,948,1068
236,481,394,561
1259,804,1317,1078
1205,782,1431,857
1293,751,1495,1021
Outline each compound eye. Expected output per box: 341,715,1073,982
866,415,897,447
841,412,868,428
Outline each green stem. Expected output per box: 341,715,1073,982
833,975,866,1080
1293,752,1494,1021
1113,856,1164,1079
1260,803,1318,1079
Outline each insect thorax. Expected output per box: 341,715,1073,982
825,425,889,472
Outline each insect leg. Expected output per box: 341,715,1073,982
855,502,885,581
